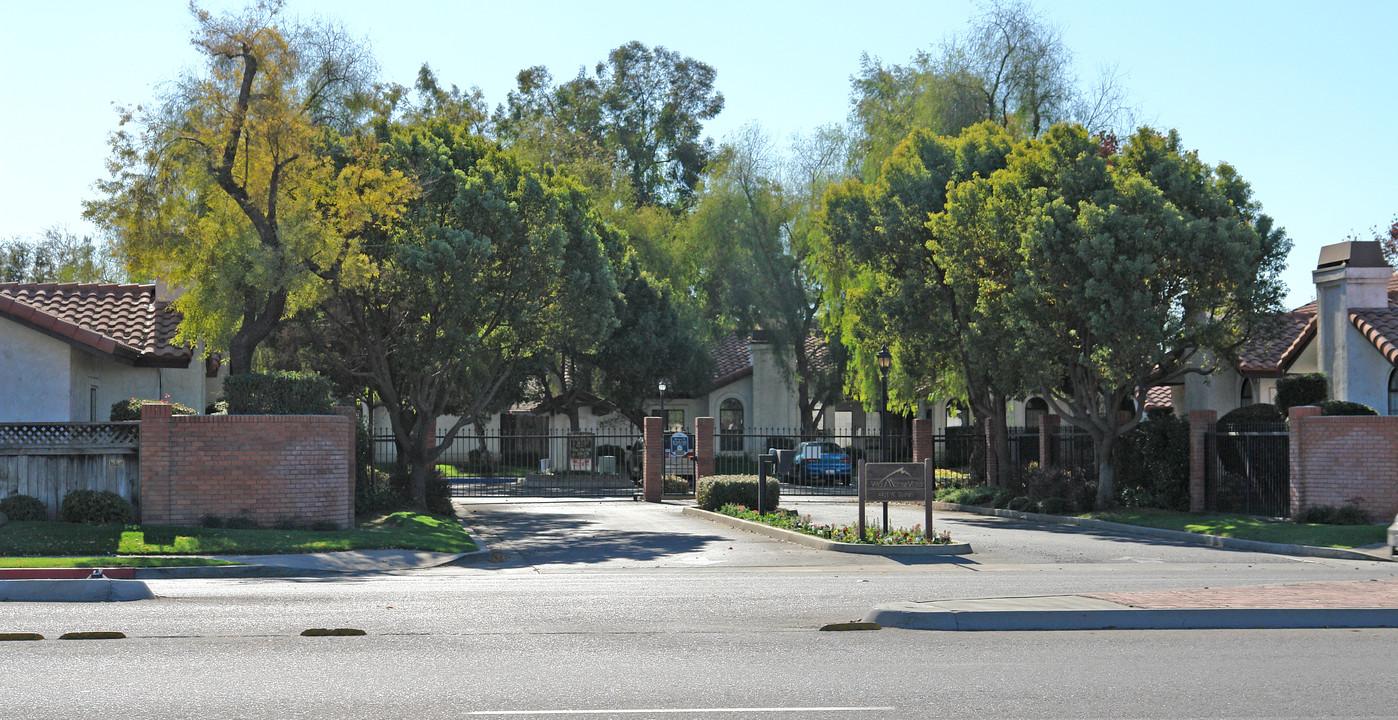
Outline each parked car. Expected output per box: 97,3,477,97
786,441,852,485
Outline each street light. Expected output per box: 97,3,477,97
657,379,668,431
877,347,891,462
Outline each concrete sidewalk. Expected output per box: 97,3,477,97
866,578,1398,631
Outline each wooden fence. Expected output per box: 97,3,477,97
0,423,140,519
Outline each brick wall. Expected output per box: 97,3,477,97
139,403,354,529
1289,406,1398,523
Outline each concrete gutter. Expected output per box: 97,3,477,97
682,507,971,555
0,579,154,603
933,501,1392,563
865,595,1398,631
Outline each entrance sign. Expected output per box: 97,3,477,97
668,431,691,456
858,459,934,541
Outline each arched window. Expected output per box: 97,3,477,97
1389,369,1398,416
1024,397,1049,429
719,398,744,451
1240,378,1255,407
945,401,966,428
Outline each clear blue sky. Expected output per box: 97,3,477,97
2,0,1395,308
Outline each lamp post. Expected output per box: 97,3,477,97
657,379,668,431
876,347,892,461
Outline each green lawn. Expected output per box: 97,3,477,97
0,510,477,562
1086,508,1387,549
0,556,238,568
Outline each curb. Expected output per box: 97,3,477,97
865,602,1398,631
682,507,972,555
0,579,155,603
932,502,1391,563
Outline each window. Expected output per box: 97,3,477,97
89,385,99,423
1024,397,1049,429
719,398,744,451
1389,369,1398,416
945,401,966,428
1240,379,1255,407
665,409,685,433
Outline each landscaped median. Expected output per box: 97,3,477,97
683,505,971,556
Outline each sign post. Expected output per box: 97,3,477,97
859,458,935,540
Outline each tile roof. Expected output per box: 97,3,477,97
0,283,191,366
1144,385,1173,410
1350,310,1398,365
709,331,838,388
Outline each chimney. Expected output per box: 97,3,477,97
1313,240,1392,403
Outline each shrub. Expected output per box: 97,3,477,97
110,398,196,421
204,400,229,415
991,488,1016,509
200,514,225,529
1276,373,1327,412
1294,504,1369,525
225,516,260,530
1007,496,1034,511
356,467,397,516
425,468,455,517
0,494,48,521
696,475,780,512
1113,409,1190,511
663,475,692,494
1217,403,1286,428
222,371,333,415
1319,400,1378,416
59,490,134,524
1036,497,1068,515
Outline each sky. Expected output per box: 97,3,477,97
2,0,1396,308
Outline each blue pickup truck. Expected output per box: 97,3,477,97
786,441,852,486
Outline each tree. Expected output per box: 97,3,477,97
680,124,851,433
308,121,620,507
0,227,124,284
945,124,1289,506
820,122,1021,482
496,41,725,211
85,1,407,375
848,0,1134,178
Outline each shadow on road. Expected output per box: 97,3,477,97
462,502,729,568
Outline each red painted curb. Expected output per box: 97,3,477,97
0,568,137,580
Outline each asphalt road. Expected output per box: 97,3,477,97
4,498,1398,718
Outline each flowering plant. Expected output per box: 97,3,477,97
717,504,953,545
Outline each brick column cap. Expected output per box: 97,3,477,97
141,402,173,420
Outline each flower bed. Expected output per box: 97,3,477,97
717,504,952,545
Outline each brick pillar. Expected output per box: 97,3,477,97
1288,405,1321,517
643,416,663,502
333,406,357,528
694,417,715,479
1188,409,1217,513
1038,415,1061,469
139,402,174,525
911,418,933,463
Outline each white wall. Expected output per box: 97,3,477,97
69,348,207,421
0,319,71,422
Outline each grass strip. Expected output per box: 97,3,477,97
0,556,238,568
1085,508,1387,549
0,510,476,558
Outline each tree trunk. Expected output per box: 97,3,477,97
1094,430,1115,510
989,402,1013,488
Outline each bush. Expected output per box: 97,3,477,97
1295,504,1369,525
110,398,196,421
59,490,134,524
663,475,692,494
356,467,397,516
1217,403,1286,428
425,469,454,517
0,494,48,521
1017,463,1098,513
1276,373,1327,412
1036,497,1068,515
222,371,333,415
1319,400,1378,416
1113,409,1190,511
990,487,1016,509
1007,496,1034,511
696,475,780,512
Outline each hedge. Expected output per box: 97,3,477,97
110,398,196,421
222,371,333,415
696,475,781,512
1276,373,1327,412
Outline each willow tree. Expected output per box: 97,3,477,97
85,2,407,374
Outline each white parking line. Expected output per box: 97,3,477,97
467,707,895,716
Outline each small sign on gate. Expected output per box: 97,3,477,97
568,431,594,472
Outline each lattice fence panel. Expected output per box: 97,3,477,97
0,423,140,449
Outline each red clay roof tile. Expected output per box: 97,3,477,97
0,283,191,364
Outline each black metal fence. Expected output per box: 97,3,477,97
370,428,644,497
1204,421,1290,518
